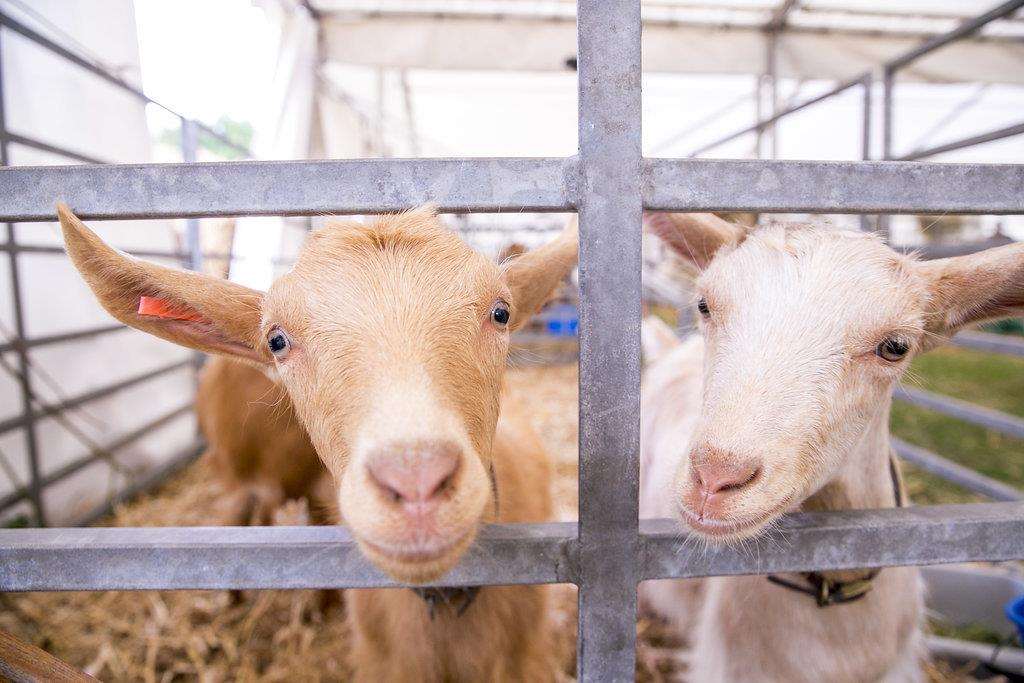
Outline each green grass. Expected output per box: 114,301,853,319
893,346,1024,505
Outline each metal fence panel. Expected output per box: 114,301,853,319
576,1,643,679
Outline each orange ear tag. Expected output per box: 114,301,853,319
137,296,207,323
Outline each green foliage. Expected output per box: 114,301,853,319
156,115,253,160
893,346,1024,505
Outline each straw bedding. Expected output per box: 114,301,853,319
0,364,966,681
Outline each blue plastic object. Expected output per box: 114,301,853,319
1005,594,1024,643
543,303,579,337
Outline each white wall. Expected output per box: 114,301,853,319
0,0,197,526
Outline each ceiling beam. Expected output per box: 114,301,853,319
767,0,799,32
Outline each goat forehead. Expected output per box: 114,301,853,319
702,227,925,339
267,221,501,326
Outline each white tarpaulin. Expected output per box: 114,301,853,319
319,15,1024,85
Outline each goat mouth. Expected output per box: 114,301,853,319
359,528,475,566
679,508,765,539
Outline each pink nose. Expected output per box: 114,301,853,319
367,440,461,504
694,461,759,496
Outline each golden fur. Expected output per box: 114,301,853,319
58,204,577,681
195,357,326,525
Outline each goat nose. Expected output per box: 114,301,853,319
367,440,461,504
694,461,759,496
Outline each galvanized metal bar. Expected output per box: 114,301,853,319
0,323,125,355
951,330,1024,357
894,386,1024,440
892,437,1023,502
576,1,642,679
5,505,1024,591
859,74,873,231
687,73,869,158
70,439,205,527
0,520,578,591
897,120,1024,161
0,242,232,262
886,0,1024,71
642,502,1024,580
0,30,46,527
181,120,203,272
0,402,193,512
0,131,108,164
882,66,894,161
6,158,1024,220
0,10,250,159
643,159,1024,214
0,157,575,221
0,359,192,436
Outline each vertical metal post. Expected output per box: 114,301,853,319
878,67,895,238
575,1,641,680
860,74,873,231
180,119,202,273
0,30,46,526
180,119,204,397
766,30,779,159
399,69,419,157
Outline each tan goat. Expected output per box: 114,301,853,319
196,356,326,526
640,212,1024,683
59,205,576,681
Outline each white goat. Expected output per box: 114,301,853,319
640,212,1024,683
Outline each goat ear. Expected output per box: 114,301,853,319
641,316,680,365
644,212,746,270
502,216,578,331
918,243,1024,340
58,204,269,363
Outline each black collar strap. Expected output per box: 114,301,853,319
411,586,480,619
767,570,879,607
767,452,905,608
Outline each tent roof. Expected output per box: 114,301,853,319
307,0,1024,84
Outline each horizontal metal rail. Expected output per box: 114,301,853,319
0,158,575,220
71,439,205,527
0,359,191,435
892,437,1023,502
0,401,194,512
643,159,1024,214
0,131,108,165
641,502,1024,580
895,386,1024,440
885,0,1024,71
0,323,125,355
687,73,869,158
898,120,1024,161
951,330,1024,357
4,158,1024,220
0,242,233,263
0,10,250,158
3,503,1023,591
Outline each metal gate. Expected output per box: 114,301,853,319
2,2,1024,680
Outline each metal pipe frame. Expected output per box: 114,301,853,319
0,359,192,436
0,401,194,512
897,120,1024,161
0,10,251,159
895,386,1024,441
1,3,1024,679
4,502,1024,592
0,29,45,526
951,330,1024,357
892,438,1022,502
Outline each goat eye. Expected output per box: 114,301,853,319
876,338,909,362
267,329,291,358
697,297,710,317
491,301,510,326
